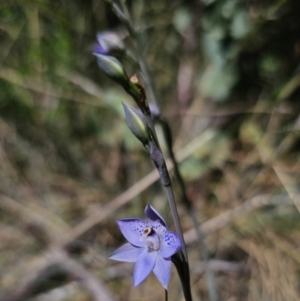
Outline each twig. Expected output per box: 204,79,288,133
184,194,293,244
0,67,105,107
0,194,68,239
192,259,248,275
0,251,115,301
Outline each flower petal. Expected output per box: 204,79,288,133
93,44,107,54
159,231,181,258
133,249,157,286
145,204,166,226
109,243,144,262
96,31,124,53
117,219,147,247
153,254,171,290
149,220,167,238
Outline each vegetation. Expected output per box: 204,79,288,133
1,0,300,300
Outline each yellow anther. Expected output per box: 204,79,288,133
143,227,153,236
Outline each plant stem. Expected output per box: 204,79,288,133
114,1,188,257
164,185,187,260
172,254,193,301
109,1,193,300
115,0,159,110
158,118,219,301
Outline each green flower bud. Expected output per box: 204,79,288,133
94,53,129,87
122,102,150,145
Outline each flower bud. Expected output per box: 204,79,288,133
122,102,150,145
96,31,124,54
94,52,129,87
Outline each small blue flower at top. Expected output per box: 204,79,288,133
93,44,107,55
109,204,181,290
94,31,124,55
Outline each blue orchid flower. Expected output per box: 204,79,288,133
97,31,125,53
109,204,181,289
93,44,107,54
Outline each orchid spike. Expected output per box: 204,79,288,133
109,204,181,290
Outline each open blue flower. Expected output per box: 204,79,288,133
109,204,181,289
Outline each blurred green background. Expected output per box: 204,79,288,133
1,0,300,300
